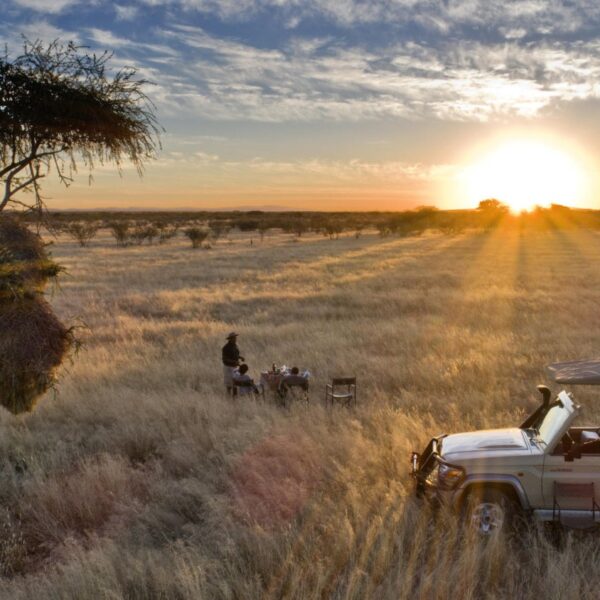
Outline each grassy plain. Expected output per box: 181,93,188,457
1,226,600,598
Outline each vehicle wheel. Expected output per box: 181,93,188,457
462,488,516,536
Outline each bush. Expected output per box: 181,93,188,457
257,222,270,242
109,222,131,247
131,224,159,245
235,219,259,232
144,225,159,245
209,221,231,243
324,221,342,240
64,222,99,247
157,224,179,244
184,228,209,249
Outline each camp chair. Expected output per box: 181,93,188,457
553,481,599,529
325,377,357,407
277,375,309,407
232,378,264,400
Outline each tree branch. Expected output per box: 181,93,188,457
0,171,45,212
0,144,63,179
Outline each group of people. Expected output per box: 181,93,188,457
221,332,307,398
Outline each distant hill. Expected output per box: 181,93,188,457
52,205,304,213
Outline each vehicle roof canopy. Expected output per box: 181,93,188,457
547,359,600,385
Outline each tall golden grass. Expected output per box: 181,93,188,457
1,227,600,598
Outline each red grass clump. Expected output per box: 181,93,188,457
230,430,323,528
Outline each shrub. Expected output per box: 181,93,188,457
324,221,342,240
209,221,230,242
184,228,209,248
144,225,159,245
257,222,270,242
235,219,259,232
130,224,158,245
109,222,131,247
293,221,309,237
157,224,179,244
378,224,389,237
64,222,99,247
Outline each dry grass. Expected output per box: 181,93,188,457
0,227,600,598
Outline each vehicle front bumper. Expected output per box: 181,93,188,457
410,436,464,505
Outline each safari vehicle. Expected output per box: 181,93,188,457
411,359,600,534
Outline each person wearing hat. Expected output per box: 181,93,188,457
222,332,244,394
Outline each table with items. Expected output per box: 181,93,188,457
260,365,310,394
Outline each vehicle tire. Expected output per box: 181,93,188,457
462,488,517,536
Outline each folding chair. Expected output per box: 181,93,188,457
325,377,357,407
278,376,309,407
553,481,599,529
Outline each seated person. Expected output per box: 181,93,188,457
278,366,308,397
232,364,261,396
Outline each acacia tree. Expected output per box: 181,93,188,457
0,39,160,214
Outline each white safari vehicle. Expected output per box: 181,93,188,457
411,359,600,534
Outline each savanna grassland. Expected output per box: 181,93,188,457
2,225,600,599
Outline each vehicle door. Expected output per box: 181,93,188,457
542,450,600,510
538,392,587,509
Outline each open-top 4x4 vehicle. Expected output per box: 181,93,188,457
411,359,600,534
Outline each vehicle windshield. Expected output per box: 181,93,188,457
537,392,576,446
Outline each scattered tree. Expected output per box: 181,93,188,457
109,221,131,247
377,223,391,237
64,222,99,247
184,227,209,248
209,221,229,243
257,222,270,242
477,198,509,229
293,220,309,237
157,224,179,244
324,221,342,240
478,198,507,213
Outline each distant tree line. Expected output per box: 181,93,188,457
16,200,600,249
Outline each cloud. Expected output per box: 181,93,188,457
0,19,81,49
11,0,78,13
144,24,600,123
134,0,600,36
149,150,456,190
114,4,139,20
8,1,600,127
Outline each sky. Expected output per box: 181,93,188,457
3,0,600,211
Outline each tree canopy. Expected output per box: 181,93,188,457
0,39,161,214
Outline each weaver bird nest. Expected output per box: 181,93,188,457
0,217,73,413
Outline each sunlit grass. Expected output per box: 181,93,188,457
1,227,600,597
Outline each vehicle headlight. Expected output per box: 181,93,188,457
425,462,439,486
438,463,465,489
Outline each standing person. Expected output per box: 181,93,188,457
222,332,244,394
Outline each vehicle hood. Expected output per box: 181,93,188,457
441,428,530,460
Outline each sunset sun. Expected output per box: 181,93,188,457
463,140,588,213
